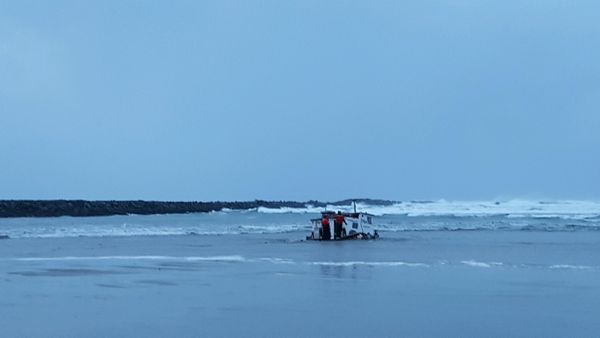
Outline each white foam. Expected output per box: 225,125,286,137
256,257,296,264
7,256,595,271
4,224,255,239
549,264,593,270
256,199,600,218
309,261,429,267
238,224,310,234
461,260,503,268
256,206,324,214
5,256,427,267
184,255,246,262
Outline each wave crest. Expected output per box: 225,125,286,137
255,199,600,219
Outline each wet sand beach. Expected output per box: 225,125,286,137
2,230,600,337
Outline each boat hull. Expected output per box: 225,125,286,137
305,231,378,241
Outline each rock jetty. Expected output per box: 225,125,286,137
0,199,393,218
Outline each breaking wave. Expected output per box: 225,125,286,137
256,199,600,219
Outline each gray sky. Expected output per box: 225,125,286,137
1,1,599,201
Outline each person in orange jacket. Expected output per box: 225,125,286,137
321,215,331,240
334,211,347,239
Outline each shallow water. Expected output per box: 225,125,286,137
1,211,600,337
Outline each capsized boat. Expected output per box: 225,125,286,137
306,210,379,241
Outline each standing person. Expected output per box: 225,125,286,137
334,211,347,239
321,214,331,240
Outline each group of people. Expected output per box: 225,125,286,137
320,211,347,240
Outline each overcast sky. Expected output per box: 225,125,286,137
1,1,599,201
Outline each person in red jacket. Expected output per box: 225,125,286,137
320,215,331,240
334,211,347,239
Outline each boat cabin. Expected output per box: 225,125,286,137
307,211,379,240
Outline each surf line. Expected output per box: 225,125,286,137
5,255,432,268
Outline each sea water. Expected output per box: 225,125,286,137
1,200,599,337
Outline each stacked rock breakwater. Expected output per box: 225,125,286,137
0,199,392,218
0,200,307,218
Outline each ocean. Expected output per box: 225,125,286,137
1,200,600,337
